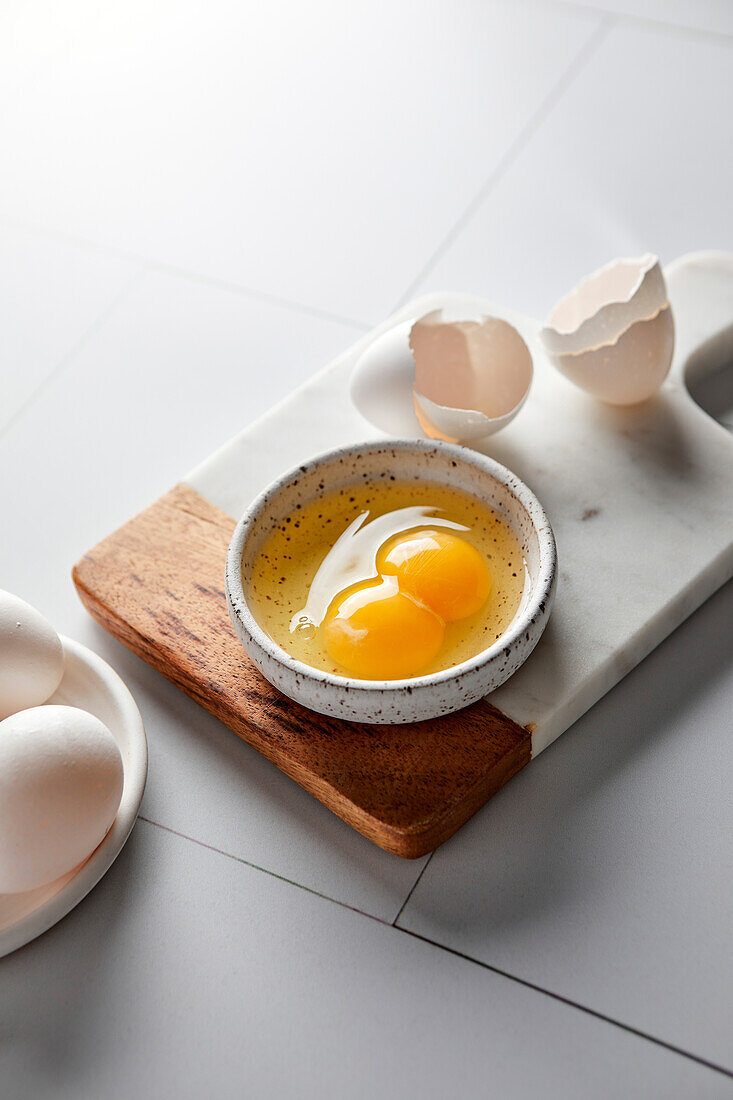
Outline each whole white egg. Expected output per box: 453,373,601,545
0,704,124,893
0,590,65,721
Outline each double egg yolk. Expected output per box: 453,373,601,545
320,530,491,680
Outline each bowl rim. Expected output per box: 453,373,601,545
225,438,556,694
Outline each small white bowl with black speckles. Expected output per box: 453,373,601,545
225,439,556,725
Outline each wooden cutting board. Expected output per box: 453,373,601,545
73,252,733,858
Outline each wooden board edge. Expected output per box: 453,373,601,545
72,486,532,859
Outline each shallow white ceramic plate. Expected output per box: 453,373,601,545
0,636,147,958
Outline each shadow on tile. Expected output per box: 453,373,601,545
399,577,733,934
0,827,144,1088
74,618,425,920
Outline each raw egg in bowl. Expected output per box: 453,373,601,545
225,440,556,724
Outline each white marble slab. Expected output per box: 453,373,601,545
187,252,733,756
0,818,728,1099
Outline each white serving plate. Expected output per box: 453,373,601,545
0,636,147,958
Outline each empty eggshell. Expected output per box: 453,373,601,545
0,704,124,893
0,590,65,721
350,311,533,445
541,254,675,406
541,253,666,356
410,310,533,443
550,307,675,407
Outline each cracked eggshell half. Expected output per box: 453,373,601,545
350,310,533,445
410,310,533,443
541,254,675,406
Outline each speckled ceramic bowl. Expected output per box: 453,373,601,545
225,440,556,724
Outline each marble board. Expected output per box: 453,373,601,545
73,251,733,855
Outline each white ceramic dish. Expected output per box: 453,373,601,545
226,439,557,724
0,636,148,958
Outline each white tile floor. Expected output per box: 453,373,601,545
412,20,733,319
2,821,729,1100
0,224,139,432
1,1,732,1096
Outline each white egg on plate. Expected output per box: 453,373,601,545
0,704,124,893
0,589,65,721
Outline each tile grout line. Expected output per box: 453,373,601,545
0,6,728,356
397,928,733,1081
137,813,732,1080
148,259,371,332
136,814,390,925
391,852,435,925
2,3,727,1075
546,0,733,46
0,215,372,333
0,265,148,442
393,15,615,310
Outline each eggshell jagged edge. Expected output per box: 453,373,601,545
541,253,668,357
409,311,533,444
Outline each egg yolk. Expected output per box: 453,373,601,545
321,576,444,680
377,529,490,622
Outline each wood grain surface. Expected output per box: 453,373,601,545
73,484,531,858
